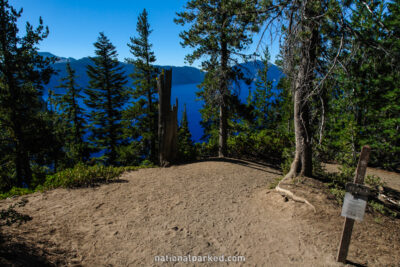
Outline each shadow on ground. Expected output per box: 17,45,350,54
198,157,282,176
0,234,60,267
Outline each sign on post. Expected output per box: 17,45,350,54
336,145,371,263
341,183,370,221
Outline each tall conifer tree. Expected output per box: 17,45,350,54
178,104,196,161
175,0,266,157
0,0,54,188
85,32,128,165
125,9,159,163
56,62,88,164
248,48,279,130
323,0,400,170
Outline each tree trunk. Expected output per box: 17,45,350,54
105,69,117,165
8,73,32,186
285,3,319,178
145,67,157,163
15,128,32,187
219,25,228,158
219,99,228,157
158,69,178,167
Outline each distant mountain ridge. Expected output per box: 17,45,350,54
39,52,206,95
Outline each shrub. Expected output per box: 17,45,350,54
321,165,397,218
140,159,154,167
43,163,144,189
0,187,34,200
197,141,218,158
281,147,294,175
0,164,150,199
369,200,397,218
329,186,346,204
228,129,291,166
365,174,385,191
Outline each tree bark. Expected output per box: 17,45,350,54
158,69,178,166
14,124,32,187
146,65,157,163
6,61,33,186
219,99,228,158
285,2,319,179
218,21,228,158
104,62,117,166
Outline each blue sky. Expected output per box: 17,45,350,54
11,0,280,67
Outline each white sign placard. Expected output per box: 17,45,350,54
341,192,367,221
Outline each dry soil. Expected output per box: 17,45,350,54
0,159,399,266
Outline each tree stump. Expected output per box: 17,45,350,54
157,69,178,167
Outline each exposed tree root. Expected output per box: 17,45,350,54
275,173,316,213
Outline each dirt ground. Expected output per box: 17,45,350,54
0,159,399,266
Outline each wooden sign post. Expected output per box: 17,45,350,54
336,145,371,263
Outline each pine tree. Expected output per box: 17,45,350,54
56,62,88,165
85,32,128,165
248,48,278,130
323,0,400,170
41,88,66,173
124,9,159,164
0,0,54,188
175,0,266,157
178,104,196,161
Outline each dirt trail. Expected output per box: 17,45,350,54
1,159,399,266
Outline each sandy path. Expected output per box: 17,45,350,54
1,159,398,266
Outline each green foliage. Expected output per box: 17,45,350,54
369,201,397,218
197,141,218,159
54,62,89,165
85,32,128,165
0,164,150,200
116,143,142,167
175,0,266,156
228,129,291,166
0,0,55,188
140,159,155,167
281,147,295,175
0,187,34,200
365,175,385,191
178,105,197,162
324,165,354,204
320,165,397,218
329,187,346,205
175,0,265,66
43,163,143,189
248,48,278,129
322,0,400,171
123,9,159,164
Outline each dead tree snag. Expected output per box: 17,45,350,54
157,69,178,167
